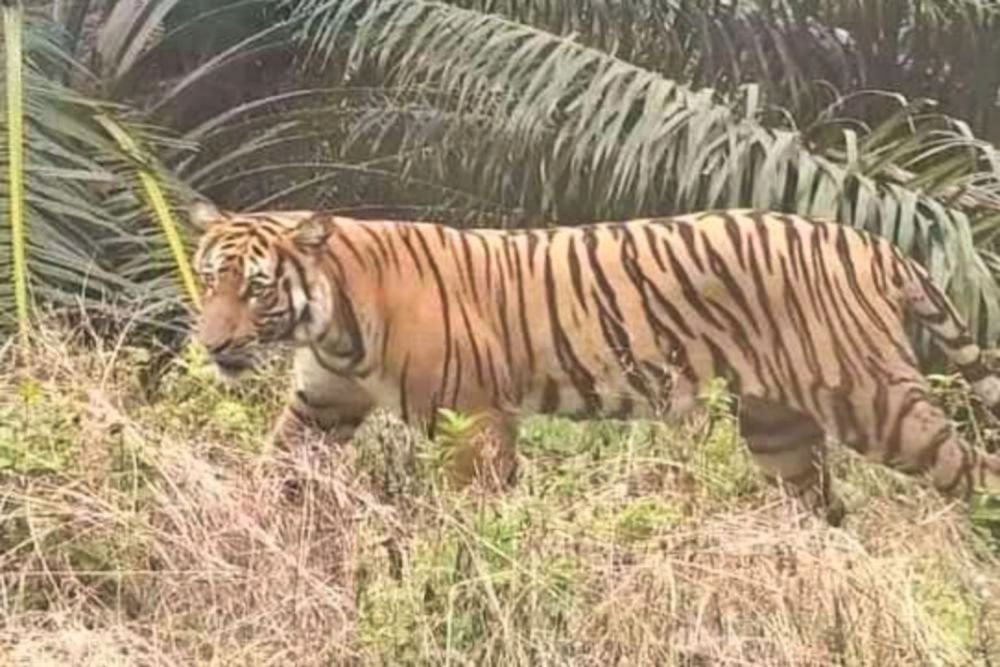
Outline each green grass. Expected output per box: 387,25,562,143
1,330,999,665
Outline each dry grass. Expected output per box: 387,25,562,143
1,326,999,665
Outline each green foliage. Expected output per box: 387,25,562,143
6,0,1000,344
0,13,194,333
912,559,981,654
355,489,587,661
4,339,1000,663
970,494,1000,553
614,497,682,542
0,379,81,474
432,406,491,469
134,343,283,452
284,0,1000,343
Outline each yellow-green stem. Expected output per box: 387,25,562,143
97,115,201,309
4,5,29,344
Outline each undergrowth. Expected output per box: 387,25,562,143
1,326,999,665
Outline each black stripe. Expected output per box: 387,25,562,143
367,248,385,283
720,212,747,271
398,227,426,279
458,300,486,387
336,285,366,369
585,230,653,399
662,239,723,329
703,240,762,335
746,235,802,406
703,335,741,393
494,244,515,373
544,245,600,414
281,250,313,301
567,236,589,314
749,212,775,274
359,224,392,264
459,233,481,306
643,225,667,272
380,316,393,376
434,224,448,247
385,231,403,273
526,231,540,276
414,230,454,405
485,347,503,405
450,347,464,408
399,355,411,423
674,222,705,272
510,237,536,372
333,227,366,267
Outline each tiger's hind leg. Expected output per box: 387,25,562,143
739,397,845,526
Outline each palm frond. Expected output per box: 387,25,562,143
4,5,29,342
0,14,193,334
289,0,1000,344
435,0,1000,140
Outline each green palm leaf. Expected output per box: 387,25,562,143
0,12,194,336
288,0,1000,344
4,5,28,342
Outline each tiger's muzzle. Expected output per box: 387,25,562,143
209,348,257,377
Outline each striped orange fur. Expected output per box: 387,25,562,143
190,202,1000,521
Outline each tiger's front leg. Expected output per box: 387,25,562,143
269,394,368,454
269,358,375,454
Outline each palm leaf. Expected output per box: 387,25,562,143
3,5,29,343
0,13,192,334
289,0,1000,345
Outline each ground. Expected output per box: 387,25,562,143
1,328,1000,666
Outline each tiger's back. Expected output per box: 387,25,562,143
192,204,1000,520
345,211,937,418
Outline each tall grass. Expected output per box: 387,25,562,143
1,321,998,665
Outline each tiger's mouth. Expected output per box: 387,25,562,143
211,351,257,379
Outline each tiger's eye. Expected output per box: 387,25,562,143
247,279,271,298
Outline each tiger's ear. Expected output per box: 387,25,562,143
187,200,225,230
291,215,330,250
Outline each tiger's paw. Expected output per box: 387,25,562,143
778,483,847,527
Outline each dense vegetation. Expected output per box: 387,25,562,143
4,1,1000,664
3,329,1000,664
4,0,1000,341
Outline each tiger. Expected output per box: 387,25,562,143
189,201,1000,523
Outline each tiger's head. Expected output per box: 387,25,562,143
190,201,332,378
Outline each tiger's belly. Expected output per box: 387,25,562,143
519,362,701,422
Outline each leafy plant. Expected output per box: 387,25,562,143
433,407,491,471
